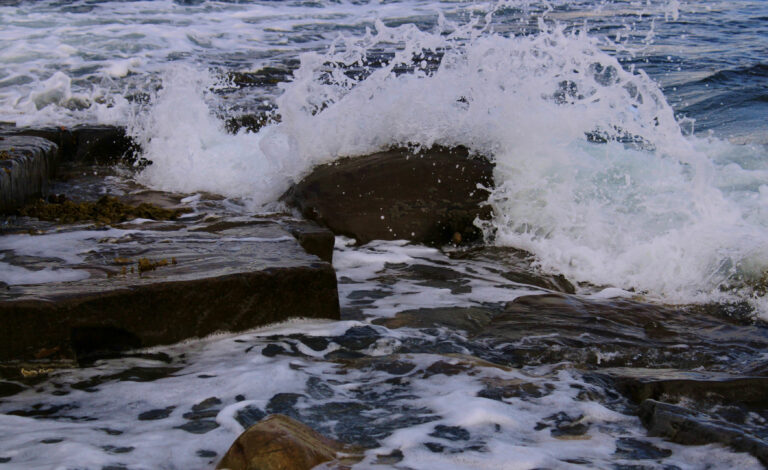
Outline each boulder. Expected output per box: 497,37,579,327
217,414,361,470
282,146,494,245
0,136,59,213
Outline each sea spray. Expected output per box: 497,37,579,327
127,5,768,314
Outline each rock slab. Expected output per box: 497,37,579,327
283,146,494,245
0,218,339,368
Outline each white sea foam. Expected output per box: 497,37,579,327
2,0,766,309
0,227,764,469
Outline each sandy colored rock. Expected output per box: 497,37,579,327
217,414,361,470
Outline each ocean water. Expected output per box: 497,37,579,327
1,0,768,468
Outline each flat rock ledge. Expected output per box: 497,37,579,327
217,414,362,470
282,146,494,246
0,215,339,373
592,368,768,465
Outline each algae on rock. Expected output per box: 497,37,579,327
19,195,188,224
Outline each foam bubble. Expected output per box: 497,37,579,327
30,71,74,110
104,58,144,79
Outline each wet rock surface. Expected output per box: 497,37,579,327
19,194,187,225
0,168,339,368
216,414,362,470
0,125,140,214
595,369,768,406
282,146,494,245
0,221,339,366
0,136,59,212
485,293,768,371
639,399,768,465
584,368,768,465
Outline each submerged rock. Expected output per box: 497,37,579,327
216,414,362,470
589,368,768,464
373,306,495,334
282,146,494,245
486,293,768,371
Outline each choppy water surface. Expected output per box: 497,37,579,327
1,0,768,468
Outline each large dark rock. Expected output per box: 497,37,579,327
0,136,59,213
282,146,494,245
0,217,340,369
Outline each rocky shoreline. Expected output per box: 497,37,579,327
0,127,339,376
1,125,768,468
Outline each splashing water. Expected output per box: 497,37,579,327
127,3,768,315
